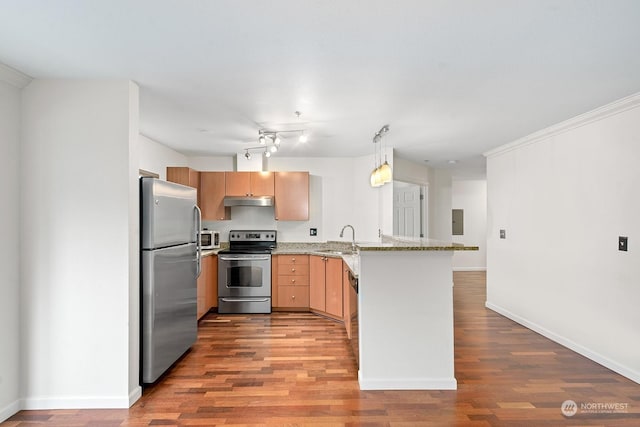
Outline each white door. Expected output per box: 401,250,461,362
393,183,421,238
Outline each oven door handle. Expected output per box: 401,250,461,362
220,298,270,303
219,256,271,262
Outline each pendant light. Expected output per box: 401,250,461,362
369,124,391,187
370,130,382,187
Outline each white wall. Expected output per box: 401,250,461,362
185,155,384,243
136,143,393,244
451,179,487,271
428,168,453,241
485,93,640,384
126,83,140,404
20,80,140,409
138,134,187,179
0,75,22,422
394,155,429,185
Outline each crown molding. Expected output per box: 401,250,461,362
484,91,640,158
0,62,33,88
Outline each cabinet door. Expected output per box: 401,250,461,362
196,256,209,319
325,257,343,318
309,255,326,311
225,172,251,196
277,285,310,308
343,262,351,338
274,172,309,221
250,172,274,196
167,167,195,188
200,172,229,220
205,255,218,309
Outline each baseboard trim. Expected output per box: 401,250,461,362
453,267,486,272
486,301,640,385
358,373,457,390
21,395,133,410
129,386,142,407
0,399,21,423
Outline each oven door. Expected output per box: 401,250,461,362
218,253,271,298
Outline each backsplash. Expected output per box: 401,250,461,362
202,205,322,243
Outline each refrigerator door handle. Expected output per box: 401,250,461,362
195,205,202,278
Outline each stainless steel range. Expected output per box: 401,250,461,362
217,230,276,314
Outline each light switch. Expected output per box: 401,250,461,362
619,236,628,251
500,229,506,239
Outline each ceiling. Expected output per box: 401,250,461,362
2,0,640,177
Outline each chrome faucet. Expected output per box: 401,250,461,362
340,224,356,252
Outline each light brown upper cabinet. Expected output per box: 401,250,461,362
167,167,201,205
225,171,274,196
274,171,309,221
200,172,230,221
167,167,200,189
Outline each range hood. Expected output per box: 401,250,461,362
223,195,274,207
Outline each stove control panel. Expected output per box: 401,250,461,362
229,230,277,243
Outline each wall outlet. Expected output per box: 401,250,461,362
619,236,628,251
500,229,506,239
310,228,317,236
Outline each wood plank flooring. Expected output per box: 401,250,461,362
5,271,640,426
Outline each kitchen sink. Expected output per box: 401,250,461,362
317,249,353,255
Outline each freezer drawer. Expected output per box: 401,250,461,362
218,297,271,314
141,243,197,383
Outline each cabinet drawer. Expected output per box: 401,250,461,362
277,254,309,266
277,263,309,277
277,274,310,286
277,285,309,308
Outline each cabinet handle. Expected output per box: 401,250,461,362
291,268,296,272
291,258,296,262
291,295,296,299
291,279,296,283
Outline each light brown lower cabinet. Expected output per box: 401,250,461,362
272,255,310,310
310,255,343,319
197,254,217,319
277,285,310,308
343,261,351,338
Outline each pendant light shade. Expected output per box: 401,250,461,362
370,167,383,187
378,160,392,183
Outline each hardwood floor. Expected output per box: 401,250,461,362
5,271,640,426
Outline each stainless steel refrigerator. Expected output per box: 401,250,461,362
140,177,201,384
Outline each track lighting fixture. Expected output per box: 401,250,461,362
242,112,310,158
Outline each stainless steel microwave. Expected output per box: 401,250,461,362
199,229,220,249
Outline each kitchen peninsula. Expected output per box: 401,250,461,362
354,237,477,390
274,236,478,391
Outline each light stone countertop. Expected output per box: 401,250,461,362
202,236,478,275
